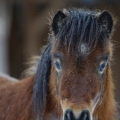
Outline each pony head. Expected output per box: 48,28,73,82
34,8,115,120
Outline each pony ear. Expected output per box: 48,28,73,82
98,11,113,37
52,10,66,35
33,43,51,118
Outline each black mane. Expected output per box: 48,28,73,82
33,43,51,119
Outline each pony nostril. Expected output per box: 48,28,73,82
64,109,90,120
64,109,75,120
79,110,90,120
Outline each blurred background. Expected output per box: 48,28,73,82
0,0,120,105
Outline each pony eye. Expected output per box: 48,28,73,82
54,59,62,71
99,61,108,74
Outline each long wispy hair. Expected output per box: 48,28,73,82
33,43,51,119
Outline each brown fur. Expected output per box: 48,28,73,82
47,41,117,120
0,74,35,120
0,44,117,120
0,43,118,120
94,68,116,120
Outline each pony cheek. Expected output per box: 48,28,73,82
54,75,63,97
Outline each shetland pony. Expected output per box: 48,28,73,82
0,8,119,120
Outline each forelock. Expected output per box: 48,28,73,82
55,8,108,57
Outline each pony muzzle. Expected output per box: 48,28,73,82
64,109,90,120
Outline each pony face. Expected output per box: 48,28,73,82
50,8,113,120
51,42,111,120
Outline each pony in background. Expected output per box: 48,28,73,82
0,8,119,120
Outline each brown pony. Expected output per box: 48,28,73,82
0,8,119,120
